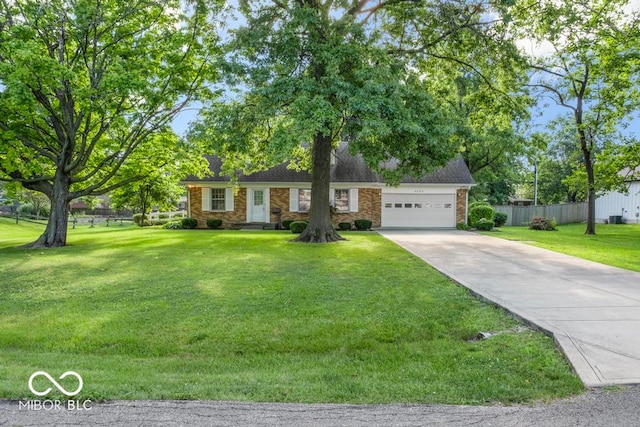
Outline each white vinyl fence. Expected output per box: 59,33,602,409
492,203,588,227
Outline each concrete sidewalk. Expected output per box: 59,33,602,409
379,230,640,387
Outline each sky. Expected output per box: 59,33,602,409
171,0,640,140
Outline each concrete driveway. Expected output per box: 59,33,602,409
379,229,640,387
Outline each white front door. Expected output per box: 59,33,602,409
250,189,267,222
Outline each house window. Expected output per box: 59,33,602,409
334,189,350,212
211,188,226,211
299,189,311,212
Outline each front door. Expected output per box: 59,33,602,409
251,189,266,222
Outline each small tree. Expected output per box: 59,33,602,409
503,0,640,234
111,174,183,226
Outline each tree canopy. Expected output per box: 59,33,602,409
191,0,527,242
502,0,640,233
0,0,219,247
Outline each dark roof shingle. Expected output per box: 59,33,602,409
188,145,475,185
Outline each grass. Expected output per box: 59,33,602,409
486,223,640,272
0,217,583,404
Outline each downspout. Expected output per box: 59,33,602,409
187,185,192,218
465,187,469,225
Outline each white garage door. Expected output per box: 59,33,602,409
382,193,456,228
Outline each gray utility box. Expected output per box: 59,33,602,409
609,215,624,224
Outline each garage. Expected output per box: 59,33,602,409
381,192,456,228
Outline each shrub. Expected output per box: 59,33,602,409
494,212,508,227
163,221,183,229
354,219,372,230
206,218,223,229
133,213,144,226
469,205,495,227
158,213,169,219
282,220,295,230
475,218,494,231
290,221,308,234
181,217,198,229
468,200,491,210
456,222,470,230
529,216,557,231
338,222,352,231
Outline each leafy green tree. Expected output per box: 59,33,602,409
0,0,220,247
596,138,640,195
5,185,51,219
192,0,525,243
502,0,640,234
110,174,182,226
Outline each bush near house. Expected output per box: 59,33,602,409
469,205,495,227
338,222,352,231
206,219,223,229
181,217,198,229
163,221,183,229
529,216,557,231
290,221,308,234
494,212,508,227
282,220,294,230
456,222,470,230
468,200,491,210
354,219,372,230
475,218,494,231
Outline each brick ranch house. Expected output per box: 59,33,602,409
182,145,475,229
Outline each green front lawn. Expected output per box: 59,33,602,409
487,223,640,272
0,218,583,404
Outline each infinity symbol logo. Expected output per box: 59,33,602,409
28,371,83,397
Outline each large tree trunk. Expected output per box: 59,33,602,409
24,174,70,248
576,106,596,235
294,133,345,243
582,142,597,235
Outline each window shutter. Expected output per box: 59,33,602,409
349,189,359,212
202,188,211,212
289,188,299,212
225,188,234,211
329,188,335,206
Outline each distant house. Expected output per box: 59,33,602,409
508,197,534,207
596,169,640,224
182,144,475,229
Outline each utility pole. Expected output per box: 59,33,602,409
534,158,538,206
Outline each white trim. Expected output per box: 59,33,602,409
202,188,211,212
349,188,359,212
289,188,299,212
225,188,234,211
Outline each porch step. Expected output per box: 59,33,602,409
232,223,277,230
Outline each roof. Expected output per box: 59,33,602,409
186,144,475,186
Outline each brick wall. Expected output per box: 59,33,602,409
456,188,468,225
188,186,247,228
189,186,382,228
